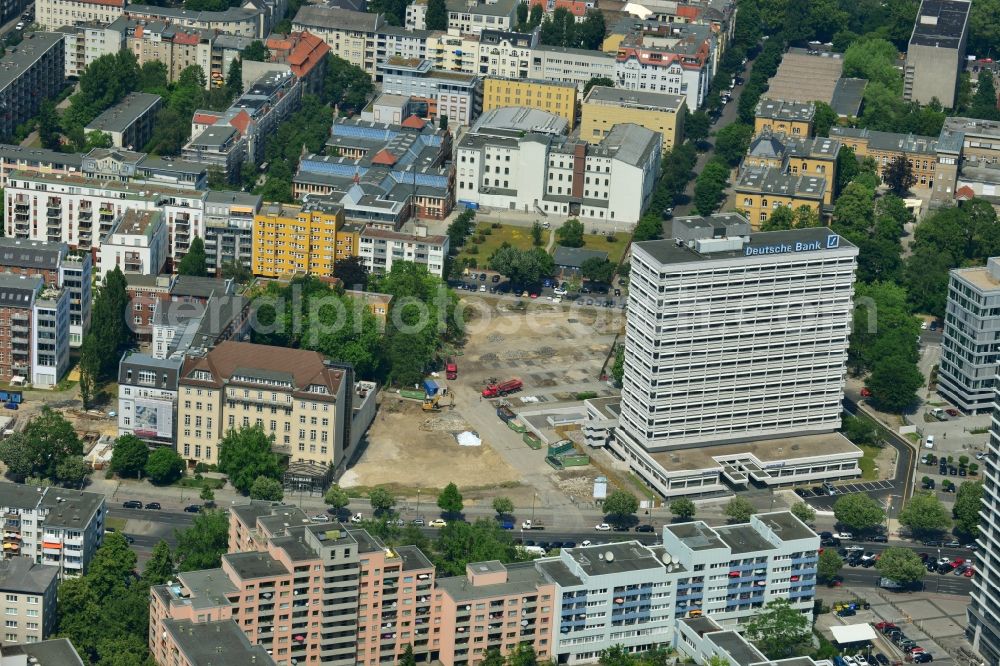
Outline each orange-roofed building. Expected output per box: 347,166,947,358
264,31,331,94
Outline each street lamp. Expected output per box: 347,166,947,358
416,489,421,518
531,493,537,523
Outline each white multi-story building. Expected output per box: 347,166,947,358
455,122,661,224
97,209,168,278
30,284,69,388
58,20,124,78
5,171,205,269
0,484,106,578
37,0,123,31
938,257,1000,413
358,227,449,277
969,378,1000,663
604,214,862,497
530,45,616,92
117,352,182,448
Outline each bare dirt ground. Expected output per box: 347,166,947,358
341,395,521,493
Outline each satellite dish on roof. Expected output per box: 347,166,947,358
605,551,614,562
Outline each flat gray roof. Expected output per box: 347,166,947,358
39,489,105,530
222,551,290,580
909,0,970,49
715,524,776,555
665,522,726,551
0,638,85,665
755,511,816,542
0,33,63,94
0,238,67,271
637,226,856,266
85,92,162,134
176,568,239,610
0,557,57,594
585,85,685,111
565,541,665,576
164,619,275,665
710,630,768,666
436,561,548,601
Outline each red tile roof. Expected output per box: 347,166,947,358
173,30,202,46
266,31,330,80
370,148,398,166
401,115,426,129
956,185,976,201
193,112,220,126
229,110,253,136
554,0,588,17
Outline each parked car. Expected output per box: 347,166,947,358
429,519,448,528
411,518,425,526
946,408,960,417
123,534,135,544
913,653,933,663
350,513,363,523
635,524,654,533
310,514,330,523
594,523,611,531
870,534,888,543
122,500,143,509
183,504,202,513
144,502,161,510
874,654,890,666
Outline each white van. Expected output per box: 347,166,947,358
925,435,935,449
518,545,547,557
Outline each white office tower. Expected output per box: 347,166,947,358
969,380,1000,663
609,213,861,497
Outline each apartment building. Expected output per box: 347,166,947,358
936,258,1000,413
80,147,208,190
0,145,82,189
84,92,162,150
127,21,215,89
152,504,818,666
904,0,970,108
251,200,345,278
969,373,1000,663
4,171,205,268
0,483,106,577
159,620,276,666
378,58,482,126
455,122,662,224
291,6,383,75
175,341,350,471
482,77,578,129
754,98,815,137
59,20,123,79
97,209,168,278
153,505,435,666
830,126,939,189
125,4,266,38
614,27,714,112
37,0,123,30
183,71,302,181
581,86,685,151
604,215,861,497
0,274,69,387
0,557,58,645
476,28,537,78
529,45,616,92
741,131,840,205
445,0,518,35
734,165,827,227
0,33,66,143
117,352,182,447
254,31,330,95
358,226,449,277
203,191,262,276
0,238,91,348
151,293,249,361
0,638,88,664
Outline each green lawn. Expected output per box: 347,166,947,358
457,223,538,265
579,232,628,265
858,444,881,480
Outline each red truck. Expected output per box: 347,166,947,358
446,360,458,380
482,378,523,398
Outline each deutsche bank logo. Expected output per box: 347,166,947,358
826,234,841,249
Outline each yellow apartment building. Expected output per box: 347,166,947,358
754,98,815,138
742,132,841,204
830,126,939,188
335,221,363,263
175,341,349,470
734,165,826,228
580,86,686,151
252,199,345,278
482,77,579,129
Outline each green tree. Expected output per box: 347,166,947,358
334,255,369,289
143,540,175,585
843,37,902,93
760,205,796,231
37,99,61,150
200,485,216,504
89,267,132,379
175,510,230,571
241,40,269,62
531,221,544,247
875,547,925,584
584,76,615,95
556,218,585,248
217,425,282,493
813,100,838,137
790,502,816,525
492,496,514,516
724,496,756,523
971,70,1000,120
324,485,351,513
576,8,606,50
110,434,149,478
144,447,185,485
177,237,207,276
249,476,284,501
685,110,712,142
954,480,983,536
833,493,885,532
867,354,924,412
0,407,82,482
669,498,696,521
899,491,951,536
78,335,100,409
369,487,397,515
611,344,625,385
841,415,878,446
425,0,447,29
437,482,464,517
714,122,754,166
580,257,615,284
693,158,729,215
56,456,90,488
226,57,243,96
488,246,555,288
482,648,506,666
528,3,543,27
515,1,528,28
220,259,253,283
323,55,375,113
883,155,916,196
603,489,639,527
434,518,519,576
399,644,417,666
817,548,844,583
745,599,811,659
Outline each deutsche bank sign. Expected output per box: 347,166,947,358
744,234,841,256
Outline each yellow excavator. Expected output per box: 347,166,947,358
422,394,442,412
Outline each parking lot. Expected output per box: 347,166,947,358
799,480,900,512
